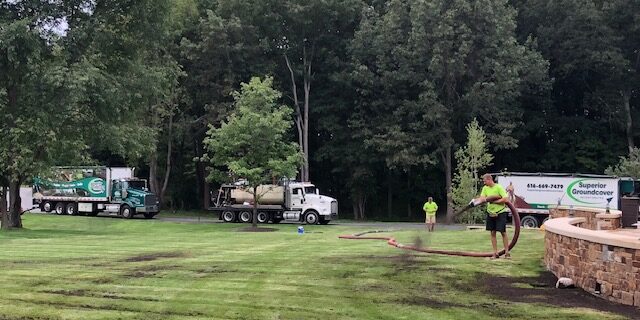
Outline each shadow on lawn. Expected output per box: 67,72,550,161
333,253,638,319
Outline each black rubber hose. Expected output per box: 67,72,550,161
339,197,520,258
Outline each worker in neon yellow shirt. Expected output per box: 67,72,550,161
477,174,511,259
423,197,438,232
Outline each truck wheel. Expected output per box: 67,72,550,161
120,205,134,219
521,215,539,228
143,213,156,219
42,201,53,213
304,211,319,225
239,211,251,223
541,216,550,226
65,203,77,215
257,212,269,223
222,211,235,223
54,203,65,215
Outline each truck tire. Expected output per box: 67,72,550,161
541,216,550,226
120,205,134,219
257,212,269,223
239,211,251,223
42,201,53,213
271,218,282,224
521,215,539,228
222,211,235,223
304,210,319,225
54,202,65,215
65,203,77,215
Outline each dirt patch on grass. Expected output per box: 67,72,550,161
42,289,160,302
480,272,640,319
8,297,206,317
236,226,278,232
122,251,189,262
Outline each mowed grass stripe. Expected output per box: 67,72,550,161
0,214,629,320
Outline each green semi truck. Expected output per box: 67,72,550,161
32,167,159,219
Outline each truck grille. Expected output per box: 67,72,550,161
331,201,338,215
145,195,158,206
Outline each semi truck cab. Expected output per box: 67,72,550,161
110,178,159,218
286,182,338,224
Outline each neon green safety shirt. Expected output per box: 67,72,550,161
423,201,438,216
480,184,508,217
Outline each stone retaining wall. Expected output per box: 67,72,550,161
545,207,640,308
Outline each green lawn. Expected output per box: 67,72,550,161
0,214,630,320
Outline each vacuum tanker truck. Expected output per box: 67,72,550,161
32,166,160,219
209,180,338,224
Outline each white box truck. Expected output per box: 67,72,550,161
495,172,635,228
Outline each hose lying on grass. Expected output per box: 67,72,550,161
338,196,520,258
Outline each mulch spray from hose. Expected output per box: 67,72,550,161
339,196,520,258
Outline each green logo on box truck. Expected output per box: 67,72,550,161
567,179,615,204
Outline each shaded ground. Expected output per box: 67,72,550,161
237,226,278,232
481,272,640,320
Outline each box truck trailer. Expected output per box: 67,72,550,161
495,172,636,228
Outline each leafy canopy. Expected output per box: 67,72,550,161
204,76,302,188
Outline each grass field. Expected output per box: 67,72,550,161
0,214,633,320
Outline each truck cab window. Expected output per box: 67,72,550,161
304,187,318,195
293,188,302,195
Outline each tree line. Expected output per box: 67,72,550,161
1,0,639,228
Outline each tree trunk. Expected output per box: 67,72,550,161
194,138,206,210
149,150,159,195
252,186,258,228
352,193,366,220
303,54,311,182
160,113,174,204
387,170,393,218
2,179,23,229
0,185,7,220
406,169,412,218
623,90,634,154
358,194,366,220
443,147,454,223
284,54,306,181
203,169,211,210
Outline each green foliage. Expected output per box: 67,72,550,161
605,148,640,179
452,120,493,223
203,76,303,188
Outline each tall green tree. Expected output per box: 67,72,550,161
350,0,549,221
0,0,172,228
510,0,637,173
203,77,302,228
0,5,87,229
452,119,493,224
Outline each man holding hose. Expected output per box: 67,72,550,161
477,174,511,259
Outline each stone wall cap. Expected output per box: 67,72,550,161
545,217,640,249
595,212,622,219
555,206,622,215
